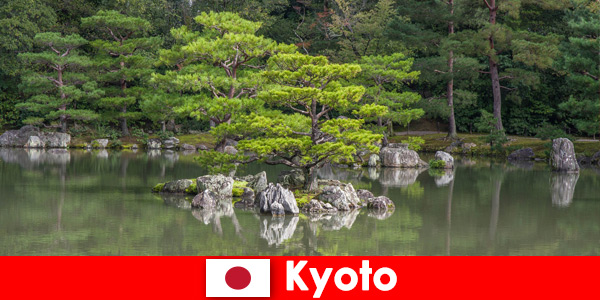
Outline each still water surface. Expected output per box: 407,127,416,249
1,148,599,255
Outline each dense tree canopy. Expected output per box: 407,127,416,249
0,0,597,141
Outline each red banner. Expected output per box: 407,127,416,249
1,256,597,299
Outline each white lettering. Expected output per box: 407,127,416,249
359,260,372,291
287,260,309,291
373,267,397,291
334,267,358,291
309,268,332,298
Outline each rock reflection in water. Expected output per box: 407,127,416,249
191,198,243,237
368,209,394,220
508,160,534,170
551,173,579,207
0,148,71,169
161,194,192,210
366,167,379,180
434,169,455,187
306,210,360,231
317,164,364,182
259,215,299,246
96,149,109,158
380,168,426,187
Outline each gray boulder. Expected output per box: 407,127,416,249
91,139,109,149
0,126,40,147
270,202,285,217
191,190,219,209
223,145,238,155
366,196,394,210
379,143,428,168
234,171,268,194
162,179,195,194
162,137,180,149
258,183,299,214
302,199,323,212
197,144,209,151
24,136,44,148
356,189,374,202
277,169,305,189
591,151,600,166
302,199,338,213
147,139,162,149
181,143,196,151
240,188,255,205
368,154,380,167
196,174,234,198
550,138,579,173
318,180,361,211
41,132,70,148
434,151,454,169
508,148,535,161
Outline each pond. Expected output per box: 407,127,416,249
1,148,599,256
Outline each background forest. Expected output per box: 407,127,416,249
0,0,598,140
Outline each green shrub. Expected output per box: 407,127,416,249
157,130,174,140
429,159,446,169
401,136,425,151
535,123,571,141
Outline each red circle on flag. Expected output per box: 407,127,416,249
225,266,251,290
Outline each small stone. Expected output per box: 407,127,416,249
368,154,380,167
356,189,374,202
92,139,109,149
182,143,196,151
508,148,535,161
24,136,44,148
147,139,162,149
223,145,238,155
434,151,454,169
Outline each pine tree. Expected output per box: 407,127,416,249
354,53,424,145
81,10,161,136
208,53,382,191
17,32,102,131
154,11,295,149
558,1,599,138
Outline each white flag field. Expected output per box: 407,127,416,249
205,259,271,298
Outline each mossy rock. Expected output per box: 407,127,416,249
293,190,317,208
233,180,248,189
152,183,165,193
232,187,245,197
184,182,197,194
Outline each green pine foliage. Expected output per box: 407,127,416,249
17,32,102,131
82,10,161,136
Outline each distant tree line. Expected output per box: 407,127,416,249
0,0,598,139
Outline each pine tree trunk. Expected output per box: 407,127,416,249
447,0,458,139
58,68,68,133
487,1,503,131
303,167,319,192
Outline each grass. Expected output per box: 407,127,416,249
389,133,599,159
175,133,216,148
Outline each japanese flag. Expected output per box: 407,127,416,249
205,259,271,298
